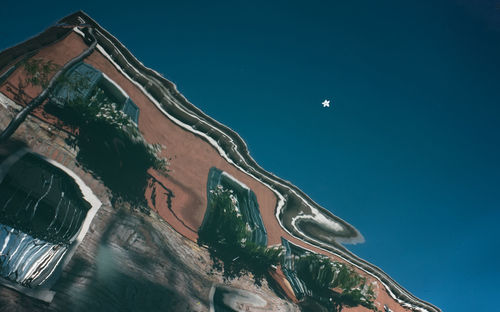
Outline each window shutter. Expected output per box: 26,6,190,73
122,98,140,124
53,63,101,105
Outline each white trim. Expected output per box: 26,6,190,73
71,27,436,312
221,171,250,190
0,149,102,303
100,72,129,100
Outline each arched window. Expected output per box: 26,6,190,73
0,149,100,295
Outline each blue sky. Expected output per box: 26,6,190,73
2,1,500,311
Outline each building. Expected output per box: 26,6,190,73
0,11,440,312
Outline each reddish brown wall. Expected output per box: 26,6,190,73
0,31,414,312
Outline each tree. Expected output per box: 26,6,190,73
295,253,377,312
0,27,97,142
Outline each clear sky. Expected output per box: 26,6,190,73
2,1,500,311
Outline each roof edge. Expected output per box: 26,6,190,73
0,11,441,312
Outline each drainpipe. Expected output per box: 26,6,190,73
0,27,97,142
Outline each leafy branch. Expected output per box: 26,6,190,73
295,253,378,312
198,185,282,285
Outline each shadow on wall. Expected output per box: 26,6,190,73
54,254,182,312
51,208,210,312
0,140,210,311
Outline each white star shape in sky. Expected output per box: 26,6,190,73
322,99,330,107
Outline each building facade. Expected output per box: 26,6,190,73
0,11,440,312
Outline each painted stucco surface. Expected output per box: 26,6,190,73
0,13,440,312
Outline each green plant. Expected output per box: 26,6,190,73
1,27,97,142
4,58,60,107
5,57,166,204
49,84,166,204
295,253,377,312
23,58,59,89
198,185,281,285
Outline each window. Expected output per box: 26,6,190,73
202,167,268,246
0,151,98,291
53,62,140,124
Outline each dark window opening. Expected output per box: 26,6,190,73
0,152,95,289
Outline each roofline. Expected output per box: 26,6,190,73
0,25,73,72
0,11,441,312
